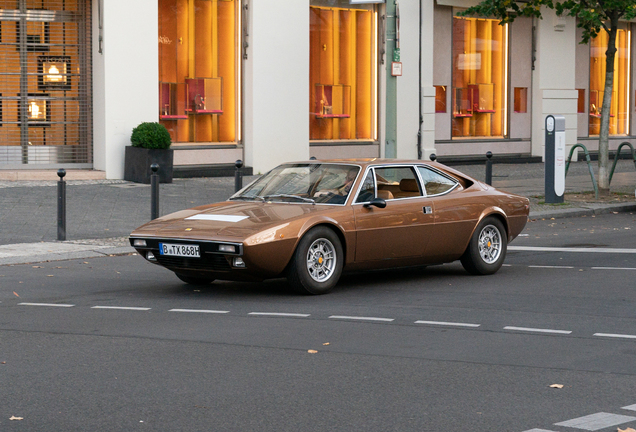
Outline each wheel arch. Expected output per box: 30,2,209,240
296,220,348,263
476,207,510,240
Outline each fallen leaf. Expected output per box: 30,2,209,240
618,428,636,432
9,416,23,421
323,343,330,346
549,384,564,389
13,291,19,297
47,275,54,277
308,350,318,354
32,266,42,268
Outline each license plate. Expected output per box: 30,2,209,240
159,243,200,258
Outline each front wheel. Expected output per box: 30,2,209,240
287,226,344,295
460,216,507,275
175,273,215,285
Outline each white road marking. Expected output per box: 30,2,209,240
414,320,480,328
504,326,572,335
594,333,636,340
248,312,310,317
554,412,636,430
169,309,229,314
510,246,636,254
521,429,558,432
329,315,394,322
91,306,151,311
592,266,636,271
622,404,636,411
18,302,74,308
528,265,575,269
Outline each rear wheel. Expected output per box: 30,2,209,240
460,216,507,275
175,273,215,285
288,226,344,295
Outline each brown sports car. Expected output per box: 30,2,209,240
130,159,529,294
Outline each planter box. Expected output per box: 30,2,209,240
124,146,174,184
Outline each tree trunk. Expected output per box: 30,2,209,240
598,19,618,196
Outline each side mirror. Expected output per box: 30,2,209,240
363,197,387,209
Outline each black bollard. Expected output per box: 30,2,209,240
234,159,243,192
485,151,493,185
57,169,66,241
151,164,160,220
429,153,437,162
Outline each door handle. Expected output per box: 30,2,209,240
423,206,432,214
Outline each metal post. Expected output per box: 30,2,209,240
545,115,566,203
57,169,66,241
429,153,437,162
485,151,493,186
151,164,160,220
235,159,243,192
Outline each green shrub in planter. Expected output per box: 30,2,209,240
125,122,174,183
130,122,172,149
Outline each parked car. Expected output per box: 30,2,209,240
130,159,530,294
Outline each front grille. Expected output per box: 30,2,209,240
156,253,232,271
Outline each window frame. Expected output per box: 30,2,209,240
416,165,461,197
353,164,431,204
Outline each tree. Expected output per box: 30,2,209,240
459,0,636,195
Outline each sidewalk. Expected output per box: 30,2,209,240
1,160,634,265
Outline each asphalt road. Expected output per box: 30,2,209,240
1,212,635,432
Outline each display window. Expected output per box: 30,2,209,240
589,27,630,136
451,15,508,139
309,1,377,141
158,0,239,144
0,0,92,165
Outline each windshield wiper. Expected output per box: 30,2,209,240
229,195,264,201
261,194,316,204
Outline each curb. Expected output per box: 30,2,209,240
530,203,636,220
0,243,135,266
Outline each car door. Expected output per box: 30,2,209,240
416,165,475,261
352,166,435,263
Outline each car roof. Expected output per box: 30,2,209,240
289,159,436,167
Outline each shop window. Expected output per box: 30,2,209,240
158,0,239,144
452,16,508,138
577,89,585,113
514,87,527,113
435,85,447,113
589,28,630,136
18,94,50,127
310,2,377,141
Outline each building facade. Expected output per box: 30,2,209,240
0,0,634,178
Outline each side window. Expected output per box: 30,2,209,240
373,167,422,200
417,166,458,196
355,170,375,203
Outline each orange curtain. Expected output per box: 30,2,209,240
159,0,237,144
452,17,506,139
589,29,629,136
309,6,375,141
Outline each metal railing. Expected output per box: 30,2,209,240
609,141,636,186
565,143,598,199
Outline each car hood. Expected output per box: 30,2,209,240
132,200,339,240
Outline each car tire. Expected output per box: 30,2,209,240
287,226,344,295
175,273,215,285
460,216,507,275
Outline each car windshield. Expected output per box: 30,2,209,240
230,163,361,205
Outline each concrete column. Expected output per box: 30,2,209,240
92,0,158,179
531,7,578,161
419,0,436,160
394,0,433,160
243,0,309,175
